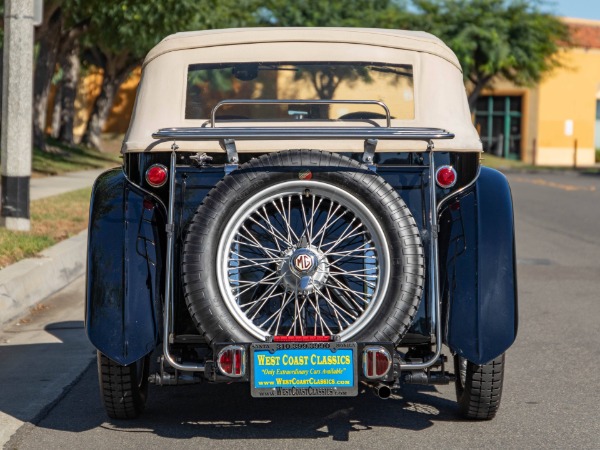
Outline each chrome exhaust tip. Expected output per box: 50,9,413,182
374,383,392,399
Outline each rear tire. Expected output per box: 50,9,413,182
97,351,149,419
454,354,505,420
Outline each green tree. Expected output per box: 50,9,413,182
410,0,569,109
259,0,409,27
66,0,259,149
31,0,63,152
32,0,92,152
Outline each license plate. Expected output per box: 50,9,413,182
250,342,358,398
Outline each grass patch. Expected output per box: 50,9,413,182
0,188,91,268
482,152,600,173
596,148,600,163
32,138,120,176
480,153,535,170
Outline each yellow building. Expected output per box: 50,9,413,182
474,18,600,166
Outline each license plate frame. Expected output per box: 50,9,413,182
250,341,358,398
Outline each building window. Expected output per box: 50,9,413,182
474,96,523,159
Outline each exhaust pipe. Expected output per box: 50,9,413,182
372,383,392,399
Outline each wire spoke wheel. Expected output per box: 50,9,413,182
217,181,390,340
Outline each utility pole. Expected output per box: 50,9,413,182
1,0,35,231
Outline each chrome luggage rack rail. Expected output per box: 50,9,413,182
153,126,453,141
153,99,453,142
156,99,453,375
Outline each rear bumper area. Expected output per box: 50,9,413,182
151,340,456,396
209,341,397,388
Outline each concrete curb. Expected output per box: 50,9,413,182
0,230,87,327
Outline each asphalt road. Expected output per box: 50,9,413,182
5,170,600,449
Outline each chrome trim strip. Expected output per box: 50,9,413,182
211,99,393,128
152,126,454,141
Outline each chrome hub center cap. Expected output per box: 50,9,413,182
291,249,318,276
279,246,329,294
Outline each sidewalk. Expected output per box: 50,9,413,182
0,277,93,446
30,169,106,200
0,168,104,327
0,169,103,446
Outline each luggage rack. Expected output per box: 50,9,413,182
153,99,454,165
154,99,454,374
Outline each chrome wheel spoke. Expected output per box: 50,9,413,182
308,288,334,335
229,251,281,272
237,226,279,259
313,202,347,247
288,291,309,336
234,271,282,297
248,216,291,249
317,287,353,323
263,291,292,334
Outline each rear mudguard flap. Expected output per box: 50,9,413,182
85,169,165,366
439,167,518,365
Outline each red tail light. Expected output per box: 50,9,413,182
363,346,392,379
436,165,457,189
143,199,155,210
145,164,168,187
217,345,245,377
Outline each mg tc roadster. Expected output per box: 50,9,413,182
86,27,517,420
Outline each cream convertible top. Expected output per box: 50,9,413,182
124,28,482,153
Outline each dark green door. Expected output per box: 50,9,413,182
474,96,522,160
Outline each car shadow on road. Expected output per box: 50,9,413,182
0,320,94,427
33,358,468,443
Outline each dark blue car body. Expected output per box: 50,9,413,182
86,151,517,367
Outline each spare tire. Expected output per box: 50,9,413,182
182,150,424,344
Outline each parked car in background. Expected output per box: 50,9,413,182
86,27,517,420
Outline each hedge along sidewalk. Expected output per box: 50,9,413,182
0,169,108,327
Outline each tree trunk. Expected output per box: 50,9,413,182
32,7,62,152
51,83,62,138
81,58,133,150
58,42,80,144
467,76,492,112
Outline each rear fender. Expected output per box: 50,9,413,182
85,169,165,365
439,167,518,364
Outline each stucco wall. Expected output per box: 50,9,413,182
534,47,600,166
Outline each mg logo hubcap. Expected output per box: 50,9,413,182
279,246,327,293
294,254,313,272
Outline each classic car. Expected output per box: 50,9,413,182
86,27,517,420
